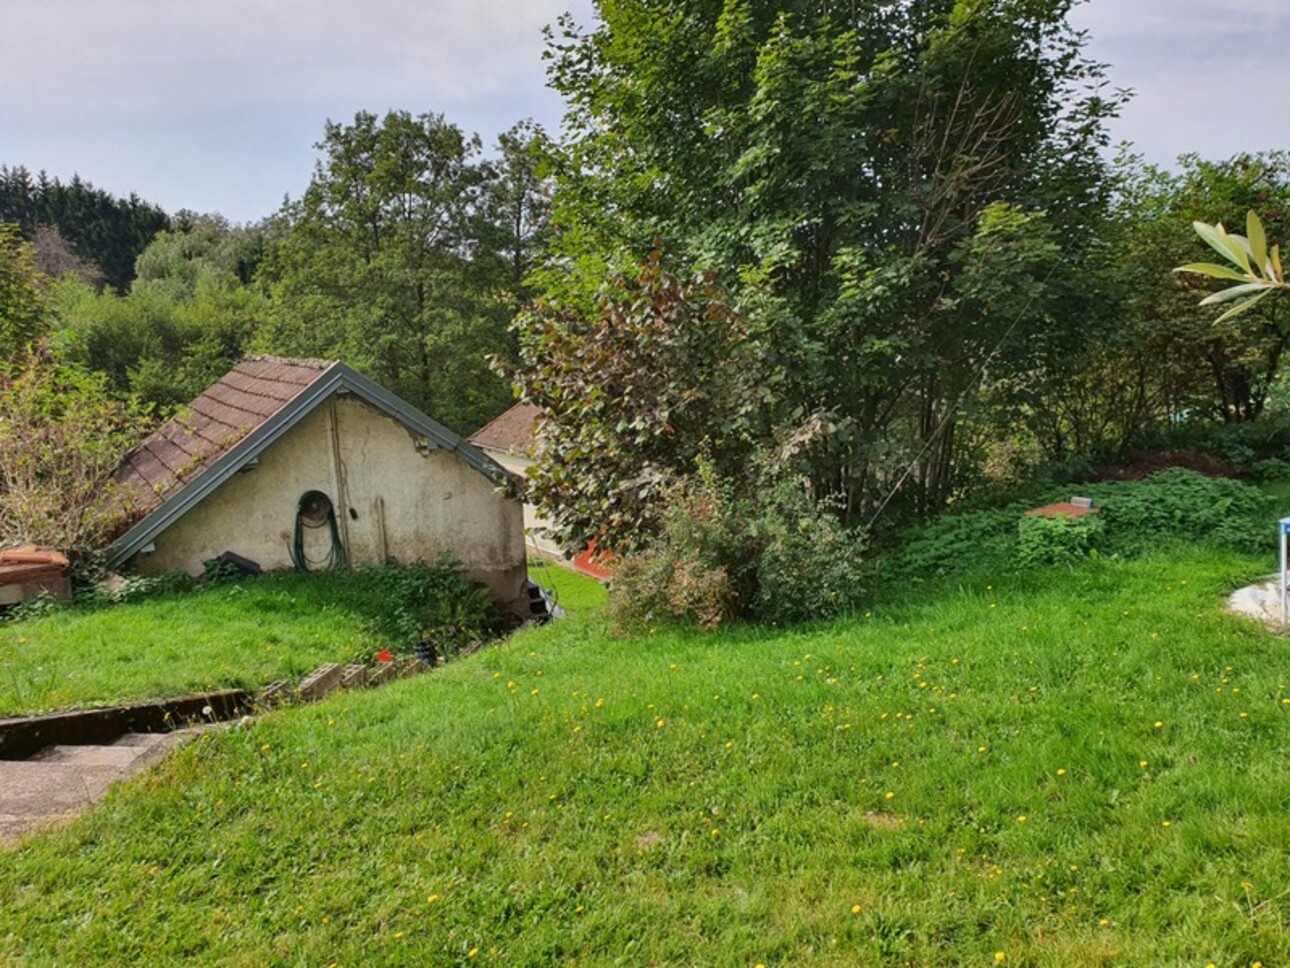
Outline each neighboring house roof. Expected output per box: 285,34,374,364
469,402,540,456
108,355,510,569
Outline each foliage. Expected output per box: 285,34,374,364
3,547,1288,964
342,558,503,657
1016,512,1103,567
53,227,268,412
1028,152,1290,462
889,468,1273,578
0,222,50,359
510,250,775,554
611,461,865,629
0,165,169,291
257,111,548,433
538,0,1122,518
0,345,150,552
1176,209,1289,323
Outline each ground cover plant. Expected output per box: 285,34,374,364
0,561,498,717
886,468,1274,582
2,548,1287,965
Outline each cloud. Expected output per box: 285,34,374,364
0,1,596,219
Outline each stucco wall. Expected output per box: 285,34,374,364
483,450,563,559
133,394,527,610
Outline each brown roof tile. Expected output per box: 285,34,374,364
469,402,540,455
115,356,335,516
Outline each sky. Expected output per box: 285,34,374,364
1,0,1287,224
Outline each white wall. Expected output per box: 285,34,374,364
134,394,528,611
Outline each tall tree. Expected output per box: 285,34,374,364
533,0,1122,525
257,110,513,432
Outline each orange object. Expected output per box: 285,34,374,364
571,540,614,580
375,648,393,664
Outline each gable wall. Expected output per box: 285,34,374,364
133,394,527,610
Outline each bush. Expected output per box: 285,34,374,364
344,557,502,656
1083,469,1270,556
611,464,866,630
886,467,1274,581
1017,513,1103,566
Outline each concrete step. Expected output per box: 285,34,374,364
0,731,190,843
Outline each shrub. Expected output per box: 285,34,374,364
1083,469,1271,556
611,464,866,630
886,467,1274,581
1017,513,1104,566
344,557,502,656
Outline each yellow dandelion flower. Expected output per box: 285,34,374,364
394,931,405,938
1098,918,1109,926
260,743,271,751
1153,721,1163,729
656,718,666,729
851,904,862,915
1016,815,1027,823
1056,768,1066,776
885,791,895,799
995,953,1006,964
468,948,479,958
428,894,440,903
1139,760,1148,768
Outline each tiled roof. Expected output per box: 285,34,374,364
469,402,540,455
115,356,335,519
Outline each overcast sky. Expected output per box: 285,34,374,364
1,0,1287,224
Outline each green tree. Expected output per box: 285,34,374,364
52,215,269,412
257,110,513,432
533,0,1121,522
0,222,50,361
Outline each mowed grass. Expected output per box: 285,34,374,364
3,548,1289,965
0,573,410,716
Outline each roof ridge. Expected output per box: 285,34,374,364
242,355,337,369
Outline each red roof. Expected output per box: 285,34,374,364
469,402,540,455
115,356,334,518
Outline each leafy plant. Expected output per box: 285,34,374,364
611,462,865,630
0,344,150,553
1017,513,1104,567
1176,210,1290,323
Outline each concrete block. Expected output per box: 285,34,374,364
297,664,343,702
260,680,290,705
340,664,368,689
367,662,398,687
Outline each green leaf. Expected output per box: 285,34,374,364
1193,221,1252,273
1198,282,1273,307
1174,262,1251,283
1214,287,1274,325
1247,210,1268,277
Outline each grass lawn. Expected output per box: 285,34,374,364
0,570,455,718
3,547,1288,964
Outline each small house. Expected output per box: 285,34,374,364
108,357,530,615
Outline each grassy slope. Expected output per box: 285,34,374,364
0,573,408,716
3,550,1289,965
